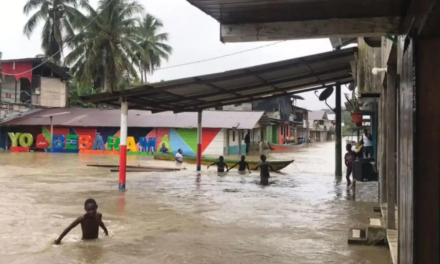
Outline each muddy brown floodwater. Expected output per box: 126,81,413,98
0,141,391,264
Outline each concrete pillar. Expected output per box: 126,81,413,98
386,64,397,229
118,98,128,190
196,110,202,175
335,83,342,177
50,116,54,152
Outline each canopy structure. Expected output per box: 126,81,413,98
83,47,357,112
82,47,357,190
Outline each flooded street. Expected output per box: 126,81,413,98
0,141,391,264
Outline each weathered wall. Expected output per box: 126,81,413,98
40,77,67,107
1,126,224,155
357,38,383,94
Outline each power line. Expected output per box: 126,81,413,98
155,41,285,71
1,0,117,77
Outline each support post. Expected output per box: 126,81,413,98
386,65,397,229
196,110,202,175
335,83,342,177
380,87,388,203
119,99,128,190
50,116,54,152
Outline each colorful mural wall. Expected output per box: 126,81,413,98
0,126,224,155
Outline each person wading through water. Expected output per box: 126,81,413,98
244,131,250,154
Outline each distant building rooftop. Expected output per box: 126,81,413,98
0,108,264,130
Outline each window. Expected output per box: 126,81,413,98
232,130,235,141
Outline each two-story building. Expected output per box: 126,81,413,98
308,110,334,142
0,57,70,119
219,95,309,150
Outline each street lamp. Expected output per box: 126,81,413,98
34,111,70,152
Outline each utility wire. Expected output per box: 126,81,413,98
1,0,117,77
155,41,285,71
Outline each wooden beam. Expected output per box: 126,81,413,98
401,0,438,36
386,64,397,230
221,17,400,42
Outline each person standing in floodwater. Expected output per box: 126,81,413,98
159,143,169,153
363,129,373,158
54,199,108,245
253,155,278,186
344,144,357,186
175,149,183,164
244,131,250,154
228,155,251,173
208,156,229,173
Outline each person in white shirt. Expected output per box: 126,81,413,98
362,129,373,158
175,149,183,164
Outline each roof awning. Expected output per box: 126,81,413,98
82,47,357,113
186,0,402,42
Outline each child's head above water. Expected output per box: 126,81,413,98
84,198,98,217
241,155,245,161
346,144,352,152
219,156,224,161
260,154,267,162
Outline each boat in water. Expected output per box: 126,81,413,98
153,153,294,171
268,142,306,152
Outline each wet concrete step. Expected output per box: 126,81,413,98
347,228,368,245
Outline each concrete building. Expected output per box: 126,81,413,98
0,57,70,119
0,108,263,156
220,95,309,148
308,110,334,142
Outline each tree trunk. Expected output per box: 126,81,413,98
140,64,144,84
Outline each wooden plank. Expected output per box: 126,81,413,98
397,35,415,264
87,164,181,171
386,64,397,230
414,38,440,264
221,17,400,42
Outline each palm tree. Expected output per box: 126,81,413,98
136,14,172,83
23,0,85,63
65,0,144,92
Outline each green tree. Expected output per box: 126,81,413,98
65,0,143,92
136,14,172,83
23,0,85,63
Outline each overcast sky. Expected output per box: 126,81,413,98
0,0,350,110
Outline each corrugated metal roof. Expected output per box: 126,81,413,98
83,48,357,112
186,0,403,24
0,108,264,130
308,110,327,121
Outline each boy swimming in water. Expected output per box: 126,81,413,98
207,156,229,173
54,199,108,245
252,155,279,186
227,155,251,173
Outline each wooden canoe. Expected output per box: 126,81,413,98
153,153,294,171
268,142,306,151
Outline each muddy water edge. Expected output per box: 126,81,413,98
0,141,391,264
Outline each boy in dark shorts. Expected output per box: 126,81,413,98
344,144,357,186
208,156,229,173
227,155,251,173
54,199,108,244
252,155,278,186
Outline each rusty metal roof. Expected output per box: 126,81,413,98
186,0,403,24
83,47,357,113
0,108,264,129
